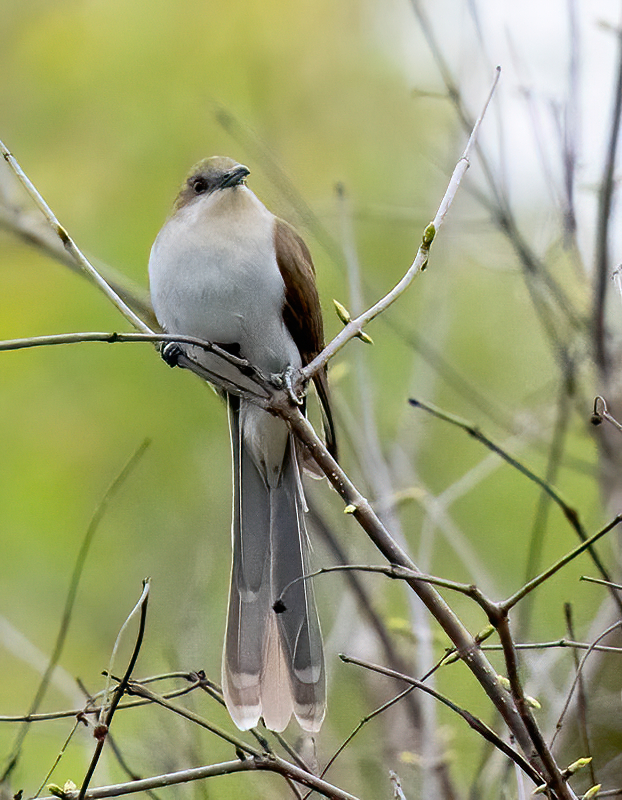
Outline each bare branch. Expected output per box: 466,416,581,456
593,24,622,374
0,443,150,784
41,756,361,800
301,68,500,379
480,639,622,656
340,654,542,786
552,620,622,748
409,397,622,611
79,580,150,800
502,515,622,613
495,616,572,799
0,140,152,335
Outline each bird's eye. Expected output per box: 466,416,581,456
192,178,208,194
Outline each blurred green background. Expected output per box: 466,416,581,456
0,0,611,797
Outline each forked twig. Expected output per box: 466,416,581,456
340,654,542,786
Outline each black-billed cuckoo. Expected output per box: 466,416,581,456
148,156,336,732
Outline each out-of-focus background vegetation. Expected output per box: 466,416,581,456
1,0,621,797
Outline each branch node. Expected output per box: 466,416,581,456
93,723,108,741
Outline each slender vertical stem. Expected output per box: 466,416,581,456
593,24,622,375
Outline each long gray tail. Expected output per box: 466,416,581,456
222,401,325,732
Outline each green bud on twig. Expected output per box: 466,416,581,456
422,223,436,247
475,624,495,643
48,781,76,799
566,757,592,776
333,299,351,324
357,330,374,345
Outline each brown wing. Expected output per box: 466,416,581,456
274,218,337,459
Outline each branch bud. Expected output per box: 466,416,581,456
565,757,592,776
333,299,351,325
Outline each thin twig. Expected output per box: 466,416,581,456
33,717,83,798
0,140,151,335
496,616,571,799
580,575,622,591
340,654,542,786
0,442,150,783
0,675,205,723
274,562,484,608
316,651,450,789
409,397,622,612
564,604,596,787
480,639,622,655
593,23,622,374
502,515,622,612
79,580,150,800
551,620,622,748
301,67,500,379
0,331,262,384
40,756,361,800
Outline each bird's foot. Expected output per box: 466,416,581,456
280,366,304,406
160,341,184,368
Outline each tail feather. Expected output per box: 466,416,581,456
271,440,325,731
222,402,270,729
222,400,325,732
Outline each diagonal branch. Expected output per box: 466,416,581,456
0,140,152,334
340,653,542,786
277,400,541,774
301,67,500,379
409,397,622,613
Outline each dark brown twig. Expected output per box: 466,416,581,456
409,397,622,614
0,442,150,784
339,653,542,786
78,580,150,800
